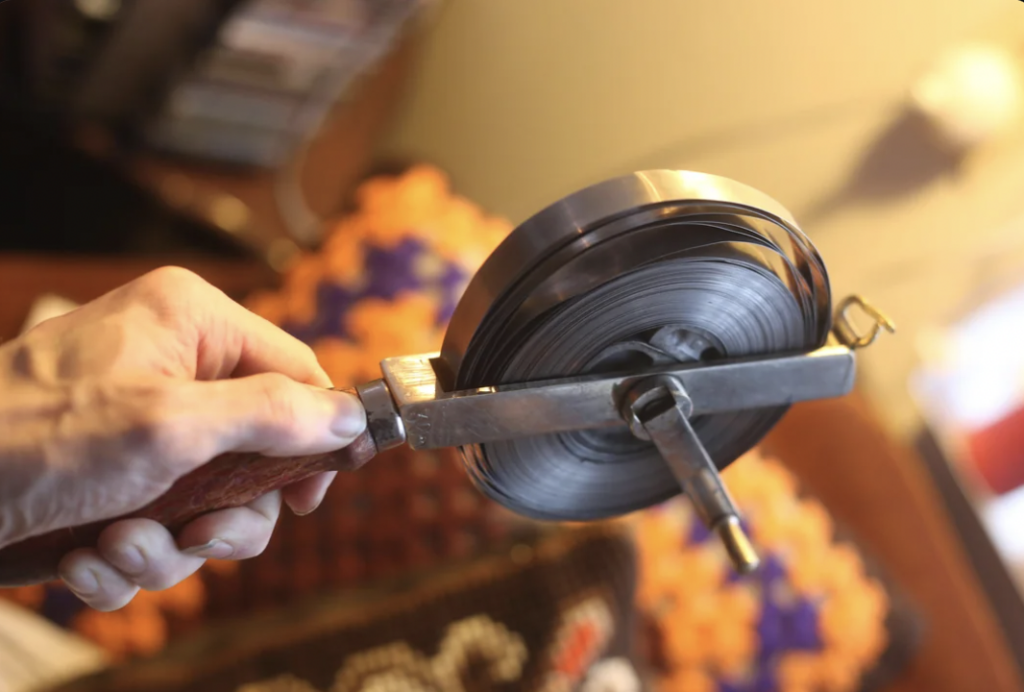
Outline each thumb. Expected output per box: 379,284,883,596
171,373,367,462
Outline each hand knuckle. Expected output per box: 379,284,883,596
130,267,216,319
142,266,207,293
258,374,302,429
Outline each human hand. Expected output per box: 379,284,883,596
0,267,366,611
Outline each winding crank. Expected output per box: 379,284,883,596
0,170,893,585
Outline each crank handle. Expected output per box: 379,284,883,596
623,375,760,574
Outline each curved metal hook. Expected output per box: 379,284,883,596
833,295,896,349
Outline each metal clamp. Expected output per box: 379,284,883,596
382,346,856,451
833,295,896,350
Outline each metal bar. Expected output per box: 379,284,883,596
381,345,855,450
640,398,759,574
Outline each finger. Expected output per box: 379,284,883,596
176,491,282,561
282,471,337,516
133,267,334,386
58,549,140,612
162,373,365,465
204,299,334,386
97,519,205,592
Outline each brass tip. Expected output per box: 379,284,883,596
713,515,760,575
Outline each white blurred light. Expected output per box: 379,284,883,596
910,43,1023,150
74,0,122,21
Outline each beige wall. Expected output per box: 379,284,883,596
382,0,1024,440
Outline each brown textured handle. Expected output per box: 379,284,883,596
0,423,378,587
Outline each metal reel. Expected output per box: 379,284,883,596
439,171,831,528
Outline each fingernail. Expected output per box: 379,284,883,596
180,539,234,559
61,565,99,596
291,503,318,517
324,390,366,438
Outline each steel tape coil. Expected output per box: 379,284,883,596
440,170,831,521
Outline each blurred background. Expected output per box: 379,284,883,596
4,1,1024,691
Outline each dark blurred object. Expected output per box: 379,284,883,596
0,0,429,169
0,102,257,258
0,0,425,261
49,524,643,692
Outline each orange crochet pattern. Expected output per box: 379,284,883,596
633,450,890,692
247,164,513,386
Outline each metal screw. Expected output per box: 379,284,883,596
619,375,693,440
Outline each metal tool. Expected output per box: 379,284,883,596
0,170,893,585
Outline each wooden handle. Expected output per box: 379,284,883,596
0,423,378,587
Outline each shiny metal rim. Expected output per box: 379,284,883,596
441,170,829,380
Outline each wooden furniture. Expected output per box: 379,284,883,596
765,399,1024,692
0,255,274,341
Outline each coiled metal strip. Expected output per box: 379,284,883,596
440,171,831,521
